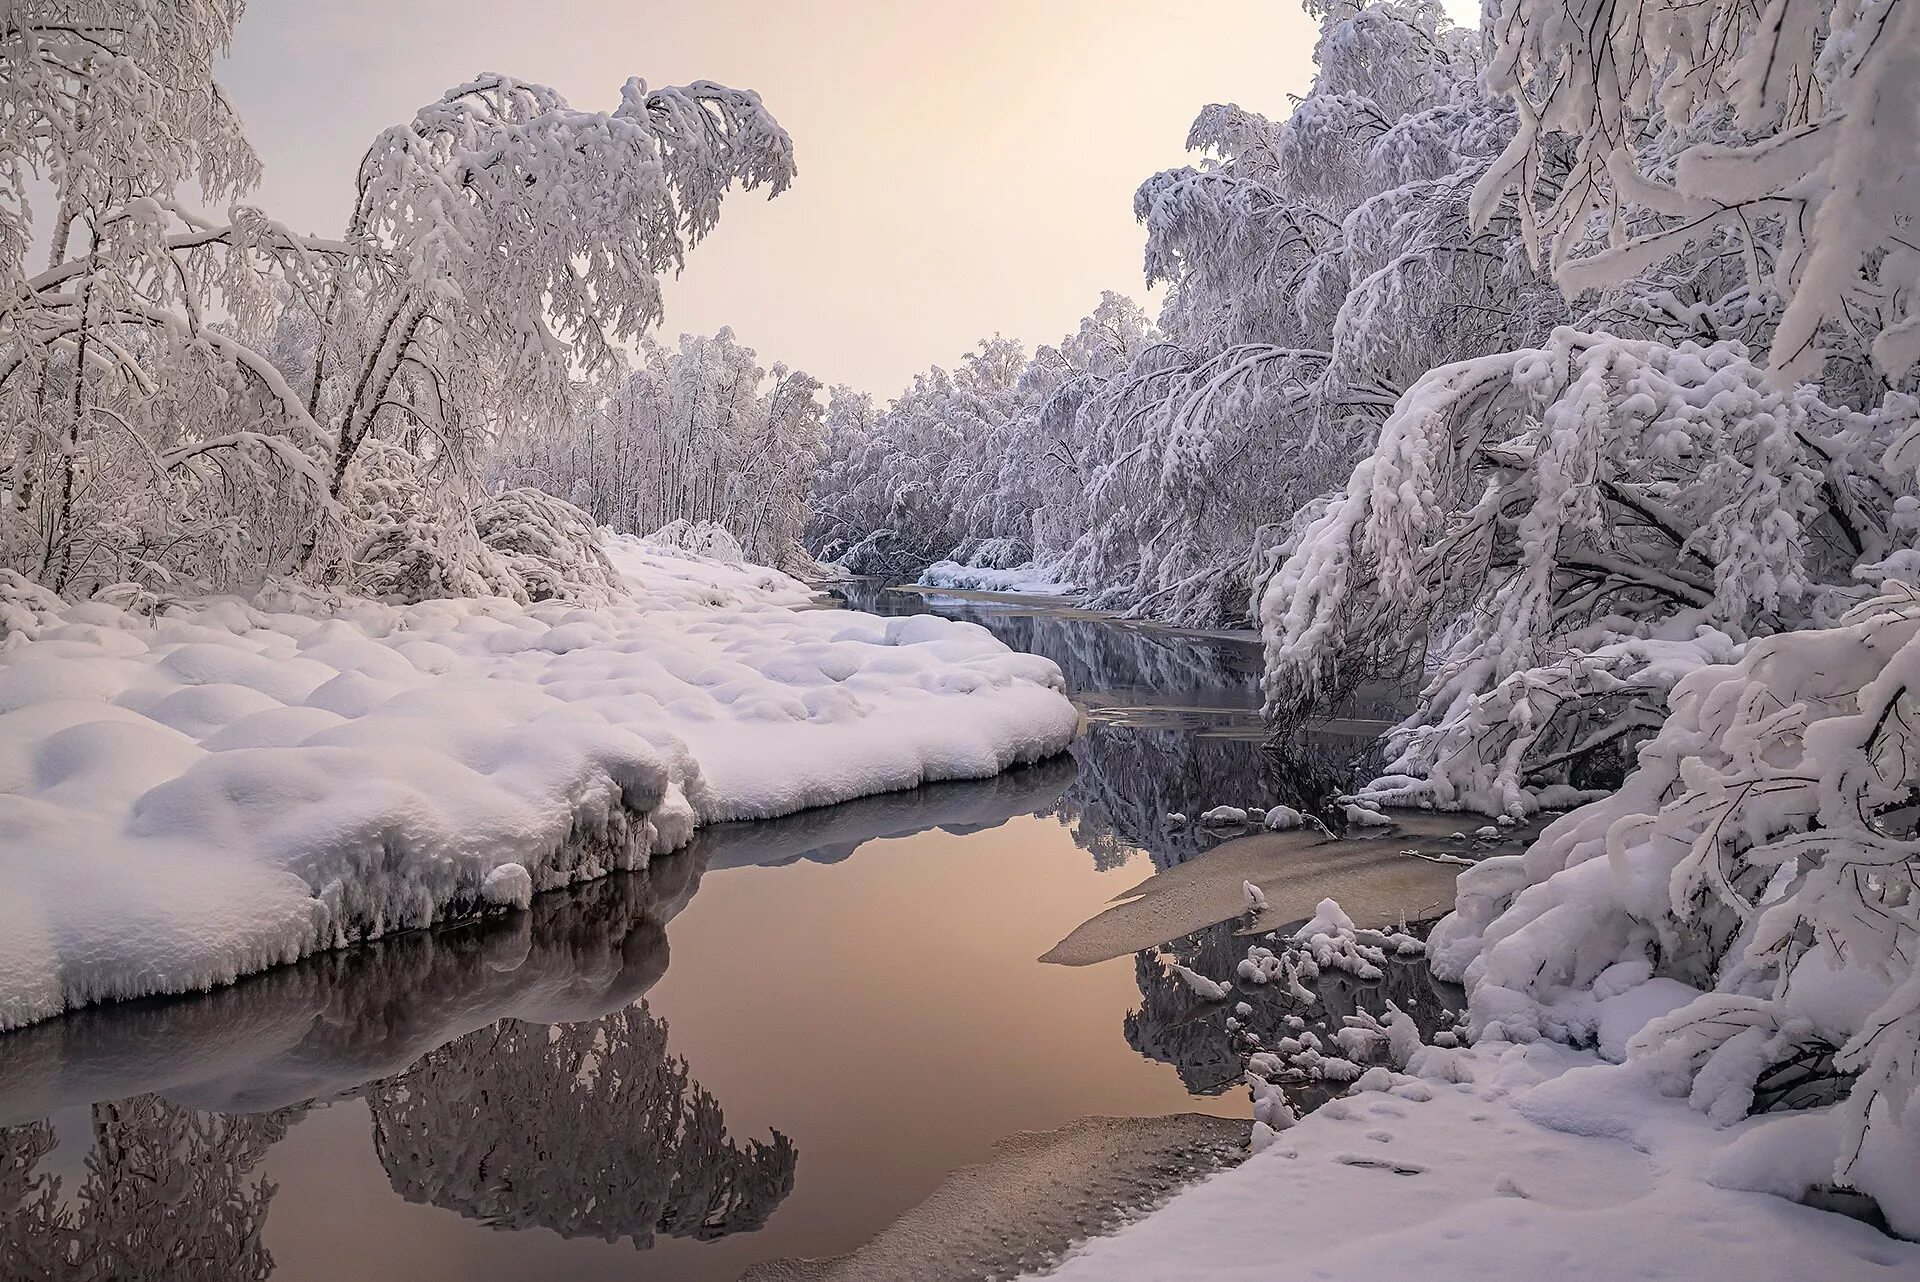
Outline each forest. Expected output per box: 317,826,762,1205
2,0,1918,1274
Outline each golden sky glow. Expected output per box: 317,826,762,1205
224,2,1332,394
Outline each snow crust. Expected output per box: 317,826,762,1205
0,534,1076,1029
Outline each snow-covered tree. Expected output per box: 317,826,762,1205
1474,0,1920,387
1429,583,1920,1235
490,328,824,574
1256,0,1920,1233
1,3,795,600
806,333,1033,575
809,1,1567,628
0,0,344,593
1261,329,1914,813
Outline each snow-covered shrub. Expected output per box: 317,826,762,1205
1263,330,1916,813
0,571,65,648
646,518,747,564
340,440,522,604
1430,584,1920,1233
472,488,627,606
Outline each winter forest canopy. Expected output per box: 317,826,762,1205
4,0,1920,1253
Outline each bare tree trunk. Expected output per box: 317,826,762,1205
47,221,99,593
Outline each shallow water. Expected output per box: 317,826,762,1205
0,583,1436,1281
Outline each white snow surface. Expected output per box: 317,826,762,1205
1037,1036,1920,1281
917,560,1076,596
0,533,1077,1030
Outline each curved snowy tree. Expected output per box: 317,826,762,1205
1429,583,1920,1235
1256,0,1920,1233
294,73,795,596
0,0,345,592
1,3,796,599
1261,329,1913,813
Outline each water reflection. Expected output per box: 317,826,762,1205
831,581,1398,874
832,581,1264,718
1125,917,1461,1108
0,587,1411,1281
0,859,699,1124
693,754,1074,871
1,1099,299,1281
369,1007,796,1249
1048,725,1353,873
0,760,1091,1279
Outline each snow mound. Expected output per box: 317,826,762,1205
0,548,1076,1030
918,561,1076,596
601,530,818,609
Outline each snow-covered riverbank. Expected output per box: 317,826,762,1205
0,535,1078,1031
1038,1036,1920,1281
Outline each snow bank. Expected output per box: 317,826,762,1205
1039,1037,1920,1281
601,529,819,609
0,538,1077,1030
917,560,1076,596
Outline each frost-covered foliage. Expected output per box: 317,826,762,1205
1429,584,1920,1234
472,487,628,606
1231,0,1920,1235
488,329,826,576
813,2,1574,626
1,2,794,600
1264,329,1917,812
807,330,1045,576
1475,0,1920,388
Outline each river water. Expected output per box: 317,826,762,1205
0,583,1444,1281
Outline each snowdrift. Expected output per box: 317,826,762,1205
918,560,1077,597
0,534,1078,1030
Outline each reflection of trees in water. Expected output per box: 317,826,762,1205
1,1099,300,1281
0,855,702,1124
951,611,1261,704
367,1004,796,1249
1047,726,1274,872
0,843,793,1270
1047,726,1367,873
693,753,1075,872
1124,918,1461,1107
833,583,1415,873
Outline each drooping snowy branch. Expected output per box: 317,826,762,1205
1473,0,1920,385
1262,328,1914,811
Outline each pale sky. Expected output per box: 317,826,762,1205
218,2,1345,396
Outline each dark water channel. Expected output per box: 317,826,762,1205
0,583,1445,1281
